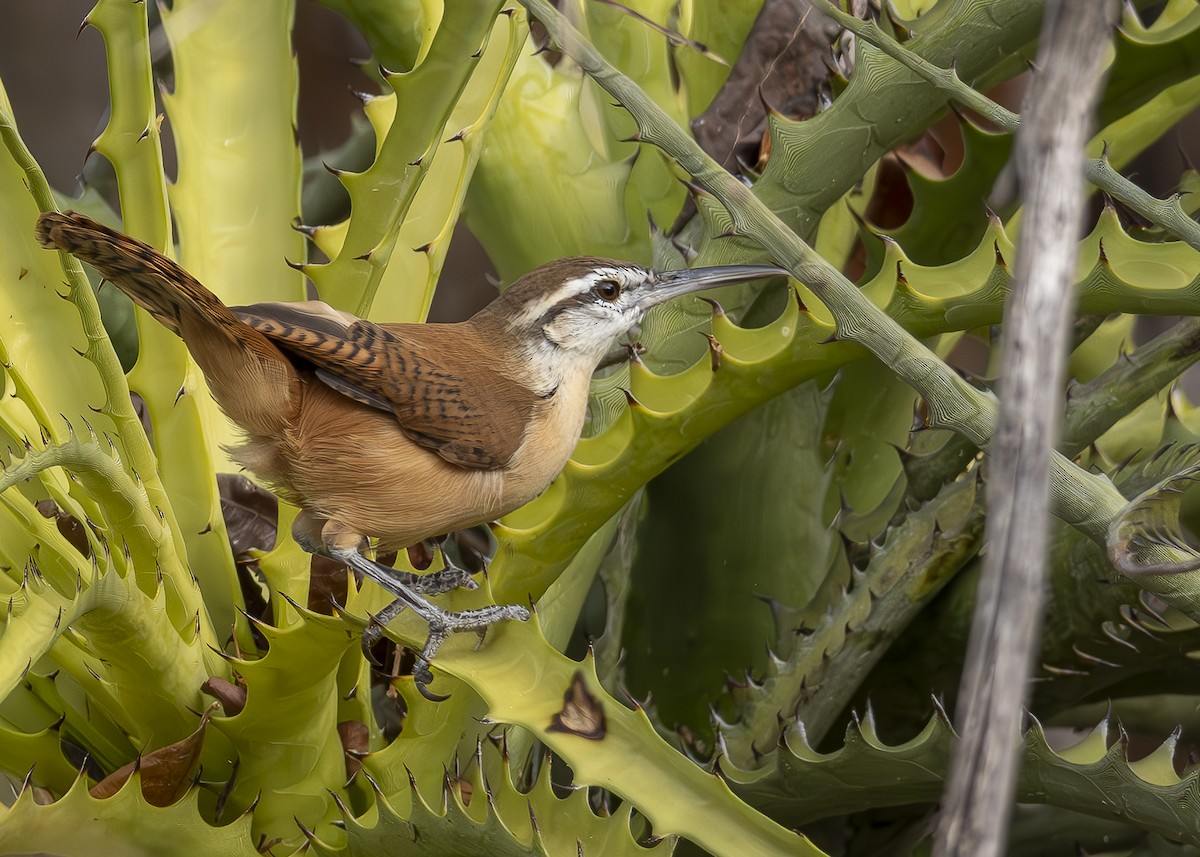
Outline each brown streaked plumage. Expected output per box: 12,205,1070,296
35,209,786,695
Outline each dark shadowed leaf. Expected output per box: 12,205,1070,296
201,675,247,716
308,554,348,614
338,720,369,779
35,499,91,557
217,472,278,559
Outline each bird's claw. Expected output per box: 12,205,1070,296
413,667,450,702
360,618,386,668
331,546,528,699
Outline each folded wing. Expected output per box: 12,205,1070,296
234,301,534,470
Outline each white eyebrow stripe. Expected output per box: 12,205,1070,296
507,266,649,329
509,276,594,328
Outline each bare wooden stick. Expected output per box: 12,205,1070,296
933,3,1118,856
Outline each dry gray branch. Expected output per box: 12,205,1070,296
933,2,1118,856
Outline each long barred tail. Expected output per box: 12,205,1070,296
36,211,244,344
34,210,299,437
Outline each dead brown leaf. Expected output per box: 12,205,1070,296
90,709,212,806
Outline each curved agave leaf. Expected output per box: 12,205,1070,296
0,437,222,763
656,287,1200,762
0,722,80,797
726,0,1044,245
209,607,358,849
715,470,983,770
305,2,503,318
1098,4,1200,129
725,705,1200,845
21,3,243,640
309,7,524,325
491,200,1200,604
309,735,664,857
875,116,1014,269
0,775,259,856
620,347,924,735
313,0,440,73
1109,455,1200,580
334,602,822,857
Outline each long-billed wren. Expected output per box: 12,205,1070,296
35,210,785,695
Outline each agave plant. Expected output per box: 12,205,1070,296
1,1,1200,855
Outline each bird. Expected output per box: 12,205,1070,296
35,210,786,696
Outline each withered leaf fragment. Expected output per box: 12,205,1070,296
35,499,91,557
217,472,278,559
90,709,212,806
338,720,369,779
547,671,607,740
201,675,247,716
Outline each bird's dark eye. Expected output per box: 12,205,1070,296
594,280,622,302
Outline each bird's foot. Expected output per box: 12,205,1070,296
329,546,529,699
393,601,530,701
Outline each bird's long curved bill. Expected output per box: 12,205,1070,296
639,264,789,310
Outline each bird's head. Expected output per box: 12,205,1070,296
477,257,788,367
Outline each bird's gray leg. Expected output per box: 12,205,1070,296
294,514,529,699
330,546,529,700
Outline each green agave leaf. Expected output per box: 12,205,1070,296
67,569,213,756
0,440,228,767
743,0,1044,244
0,721,80,797
0,564,85,713
491,201,1200,607
67,1,247,638
314,0,440,72
211,607,358,849
876,116,1014,268
0,435,187,618
822,360,918,540
85,0,172,242
22,666,136,777
833,0,1200,248
154,0,308,568
591,494,646,694
725,706,1200,844
0,776,259,857
311,735,664,856
1108,454,1200,580
465,0,698,279
310,7,523,325
160,0,306,308
0,444,222,760
465,49,655,278
306,1,503,317
334,602,822,857
343,515,647,814
742,0,1200,251
1093,393,1169,469
622,378,837,733
606,196,907,739
716,470,984,768
889,0,939,18
0,96,161,535
865,445,1200,730
1098,4,1200,130
719,319,1200,759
